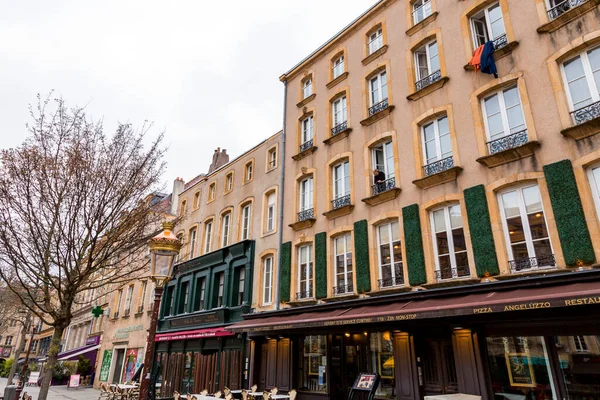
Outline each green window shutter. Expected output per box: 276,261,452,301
315,232,328,299
543,160,595,266
464,185,500,277
353,220,371,293
402,204,427,285
279,241,292,303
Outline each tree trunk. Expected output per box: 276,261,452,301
38,324,65,400
7,313,31,385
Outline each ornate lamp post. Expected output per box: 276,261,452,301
138,221,182,400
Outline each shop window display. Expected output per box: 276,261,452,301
369,332,395,398
300,335,327,393
555,335,600,399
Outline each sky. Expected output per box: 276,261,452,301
0,0,377,190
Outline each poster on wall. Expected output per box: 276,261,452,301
134,349,144,374
122,348,139,383
69,374,81,388
505,353,536,387
353,373,378,390
99,350,112,381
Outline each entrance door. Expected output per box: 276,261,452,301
422,339,458,395
330,334,369,400
112,349,126,384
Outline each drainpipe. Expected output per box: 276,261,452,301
276,79,287,310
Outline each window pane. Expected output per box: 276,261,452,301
488,4,505,39
556,335,600,398
533,239,553,259
428,42,440,73
449,205,463,229
436,231,449,255
379,224,390,244
502,191,521,218
369,332,395,398
528,212,548,240
391,221,400,242
506,216,526,244
301,336,327,392
523,185,543,213
433,209,446,232
511,242,529,260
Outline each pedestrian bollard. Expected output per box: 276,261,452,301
3,385,17,400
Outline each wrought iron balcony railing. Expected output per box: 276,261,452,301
298,208,315,222
487,129,529,155
369,98,389,117
548,0,587,20
296,289,313,300
333,284,354,296
435,265,470,282
415,69,442,91
331,121,348,136
509,254,556,273
423,156,454,177
372,177,397,196
493,33,508,50
379,274,404,288
571,100,600,125
331,194,351,210
299,139,314,153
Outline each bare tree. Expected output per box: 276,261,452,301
0,284,32,385
0,94,168,400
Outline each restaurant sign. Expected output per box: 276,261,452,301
156,327,234,342
168,310,224,328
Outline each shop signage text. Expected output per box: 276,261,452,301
169,310,223,328
112,324,144,340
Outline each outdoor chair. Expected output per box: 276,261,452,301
241,389,248,400
251,385,258,393
200,390,209,396
213,391,222,398
288,389,297,400
223,387,231,396
270,388,278,396
262,391,270,400
98,383,112,400
173,391,181,400
225,394,233,400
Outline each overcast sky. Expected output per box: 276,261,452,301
0,1,377,189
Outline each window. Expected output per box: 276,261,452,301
332,161,351,204
370,71,388,106
139,280,147,313
267,147,277,170
179,200,187,216
301,116,314,146
303,78,313,99
179,281,189,314
470,3,506,48
31,340,38,352
573,335,589,352
377,221,404,288
332,96,347,128
413,0,432,24
194,277,207,311
498,184,554,271
237,268,245,305
189,227,197,259
415,40,440,82
241,203,251,240
370,332,395,398
204,220,213,253
5,336,13,346
216,272,225,307
588,165,600,217
193,191,201,209
115,289,123,318
298,244,313,299
333,55,345,79
368,28,383,54
561,46,600,124
266,192,276,232
430,205,470,281
225,173,233,192
372,140,395,180
221,212,231,247
263,256,273,305
124,285,133,315
333,234,353,295
421,115,452,174
482,86,527,150
244,162,254,183
208,183,216,201
301,335,327,392
299,177,314,213
546,0,585,20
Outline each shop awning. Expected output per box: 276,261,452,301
228,281,600,333
57,344,100,361
155,327,235,342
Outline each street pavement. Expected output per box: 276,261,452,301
0,377,100,400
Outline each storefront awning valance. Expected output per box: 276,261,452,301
57,344,100,361
155,326,235,342
228,281,600,333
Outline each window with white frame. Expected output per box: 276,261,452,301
226,173,233,192
372,140,395,180
5,336,13,346
268,147,277,169
204,221,213,253
241,203,251,240
498,184,554,271
115,289,123,318
179,281,189,313
139,280,147,313
263,256,273,305
216,272,225,307
175,234,183,264
422,115,452,173
221,212,231,247
332,161,351,202
588,165,600,218
194,276,206,311
561,46,600,124
245,162,253,183
299,177,314,213
189,227,197,259
334,234,353,295
193,191,200,209
301,116,314,146
546,0,583,20
415,40,440,82
573,335,589,353
298,244,313,299
332,96,347,128
237,268,245,305
482,86,527,151
333,55,345,79
470,3,506,48
431,205,470,280
303,78,313,99
413,0,432,24
369,71,388,106
377,221,403,287
209,183,216,201
124,285,133,315
266,192,276,232
368,28,383,54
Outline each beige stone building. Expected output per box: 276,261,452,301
229,1,600,399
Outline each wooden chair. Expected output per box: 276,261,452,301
213,391,222,398
241,389,248,400
109,385,122,400
251,385,258,393
98,383,112,400
262,391,270,400
270,388,278,396
173,391,181,400
200,389,209,396
225,394,233,400
223,387,231,396
288,389,297,400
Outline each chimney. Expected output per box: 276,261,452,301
208,148,230,173
170,177,185,215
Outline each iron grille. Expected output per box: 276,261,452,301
331,121,348,136
378,275,404,288
372,177,396,196
423,156,454,177
435,265,470,282
547,0,587,19
415,69,442,91
296,289,313,300
299,139,314,153
297,208,315,222
571,100,600,125
368,98,389,116
333,284,354,296
493,34,508,50
509,254,556,273
487,130,528,155
331,194,351,210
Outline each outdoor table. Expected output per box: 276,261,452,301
271,395,290,400
230,390,243,394
247,392,263,398
183,396,222,400
117,384,138,389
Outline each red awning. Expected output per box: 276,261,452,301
155,327,235,342
227,281,600,333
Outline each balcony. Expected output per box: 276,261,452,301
360,98,395,127
509,254,556,273
298,208,315,222
292,139,317,161
477,130,540,168
548,0,588,20
562,101,600,140
331,194,351,210
435,265,470,282
363,177,401,206
289,208,316,231
299,139,314,153
537,0,599,33
333,284,354,296
493,33,508,50
413,157,462,189
324,121,352,145
296,289,314,301
324,194,354,219
379,275,404,289
416,70,442,92
407,70,449,101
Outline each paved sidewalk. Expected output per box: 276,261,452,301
0,377,99,400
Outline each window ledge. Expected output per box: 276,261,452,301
323,128,352,145
326,72,349,89
296,93,316,108
361,45,389,66
323,204,354,220
561,117,600,140
134,312,144,317
360,105,395,127
494,267,566,280
463,41,520,71
412,166,463,189
407,76,449,101
288,218,316,231
421,278,480,290
366,286,412,296
361,188,401,206
537,0,600,33
405,12,439,36
286,299,318,307
321,294,359,302
292,145,317,161
476,141,540,168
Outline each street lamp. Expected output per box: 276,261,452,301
138,221,182,400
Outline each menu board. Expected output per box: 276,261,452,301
99,350,112,381
69,374,80,388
